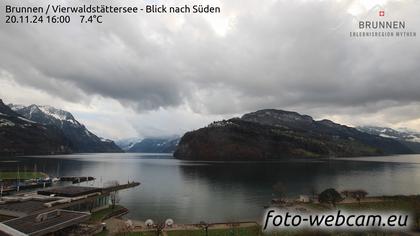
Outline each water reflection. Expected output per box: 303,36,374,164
1,154,419,223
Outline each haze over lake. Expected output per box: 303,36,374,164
3,153,420,223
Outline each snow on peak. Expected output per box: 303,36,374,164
359,126,420,143
8,104,25,111
38,105,73,121
84,129,94,137
11,104,82,127
34,105,80,126
100,137,113,143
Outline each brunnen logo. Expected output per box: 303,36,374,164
350,10,417,38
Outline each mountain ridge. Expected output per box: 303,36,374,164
174,109,413,161
9,103,122,153
358,126,420,153
0,99,72,156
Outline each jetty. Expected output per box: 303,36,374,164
102,181,140,193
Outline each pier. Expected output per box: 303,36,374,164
102,181,140,193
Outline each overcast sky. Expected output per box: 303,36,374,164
1,0,420,140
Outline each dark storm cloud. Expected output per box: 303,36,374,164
1,0,420,117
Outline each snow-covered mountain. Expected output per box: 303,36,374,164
10,104,122,153
0,99,71,156
9,104,83,128
116,136,180,153
115,137,143,151
357,126,420,143
358,126,420,152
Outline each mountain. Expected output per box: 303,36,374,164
115,137,143,151
10,104,122,153
174,109,413,161
0,99,72,156
357,126,420,142
127,136,180,153
357,126,420,153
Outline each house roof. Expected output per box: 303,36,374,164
0,210,90,236
0,198,61,218
37,186,102,197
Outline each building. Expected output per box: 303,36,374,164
0,210,90,236
38,186,110,213
0,186,108,218
298,195,310,203
0,182,140,235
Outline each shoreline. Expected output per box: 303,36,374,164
94,195,420,235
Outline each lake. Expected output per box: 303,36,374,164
2,153,420,224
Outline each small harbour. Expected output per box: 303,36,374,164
0,173,96,196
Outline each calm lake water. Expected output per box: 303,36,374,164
2,153,420,223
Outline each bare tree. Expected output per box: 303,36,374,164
341,190,350,198
341,189,368,204
105,180,120,209
351,190,368,205
319,188,343,207
110,191,120,209
87,199,95,213
310,187,318,202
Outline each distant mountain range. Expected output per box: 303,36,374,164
174,109,414,161
115,137,143,151
3,100,420,158
357,126,420,153
0,99,121,156
116,136,180,153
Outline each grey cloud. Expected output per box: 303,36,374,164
1,0,420,122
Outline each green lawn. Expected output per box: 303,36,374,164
113,226,261,236
167,226,261,236
0,171,46,180
115,232,157,236
98,230,157,236
338,198,414,211
338,196,420,229
90,205,125,223
94,230,109,236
